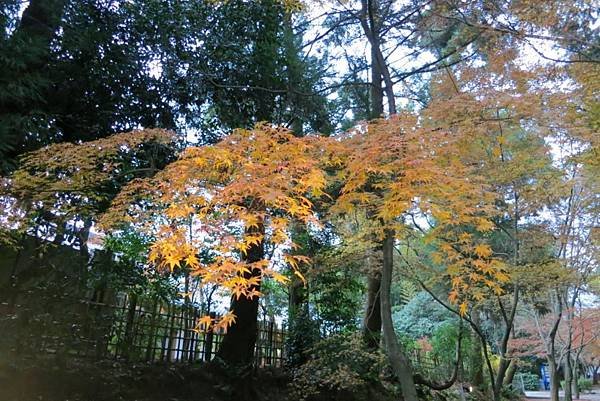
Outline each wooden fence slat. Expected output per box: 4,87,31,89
7,292,315,370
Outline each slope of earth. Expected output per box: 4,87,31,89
0,358,397,401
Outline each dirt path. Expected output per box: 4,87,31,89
524,389,600,401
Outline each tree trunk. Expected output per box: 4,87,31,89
573,356,580,400
564,289,579,401
286,224,312,366
545,290,563,401
369,38,384,119
492,286,519,401
361,9,385,349
363,266,382,349
548,358,560,401
493,357,512,400
16,0,66,43
217,224,264,367
469,311,485,390
504,360,518,387
564,356,573,401
359,0,396,115
287,270,310,365
3,0,67,159
381,228,418,401
122,293,138,361
288,268,307,325
217,289,260,366
182,273,191,361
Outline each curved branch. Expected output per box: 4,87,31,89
417,279,497,390
414,319,463,390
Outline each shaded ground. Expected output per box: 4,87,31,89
0,359,287,401
0,358,396,401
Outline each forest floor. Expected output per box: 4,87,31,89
0,359,289,401
0,357,396,401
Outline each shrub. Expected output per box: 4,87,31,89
578,378,592,393
430,322,472,367
290,332,389,400
514,372,540,391
501,385,523,401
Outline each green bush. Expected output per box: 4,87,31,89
430,322,472,367
290,332,388,400
501,385,523,401
578,378,592,393
514,372,540,391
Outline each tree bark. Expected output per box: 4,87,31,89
217,224,264,367
3,0,67,159
361,5,385,348
487,280,519,401
363,265,382,349
549,357,560,401
564,354,573,401
563,289,578,401
573,358,580,400
369,38,384,119
469,310,485,390
286,225,312,366
504,360,518,388
546,291,563,401
381,228,418,401
359,0,396,115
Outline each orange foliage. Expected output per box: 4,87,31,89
1,129,174,237
105,123,329,331
331,112,507,312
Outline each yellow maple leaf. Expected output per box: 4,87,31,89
476,219,495,232
474,244,492,258
165,254,180,270
271,271,289,284
293,269,306,284
218,312,237,331
196,315,213,332
448,290,459,304
459,302,468,316
185,253,200,269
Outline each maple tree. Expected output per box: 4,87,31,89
1,129,174,249
102,123,330,365
541,75,598,401
383,31,597,398
326,111,507,400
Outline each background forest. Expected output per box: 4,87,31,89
0,1,598,401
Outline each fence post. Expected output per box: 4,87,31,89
159,303,173,362
181,304,191,362
189,307,199,362
167,304,179,362
145,298,159,362
203,311,216,362
267,321,274,365
121,293,138,360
